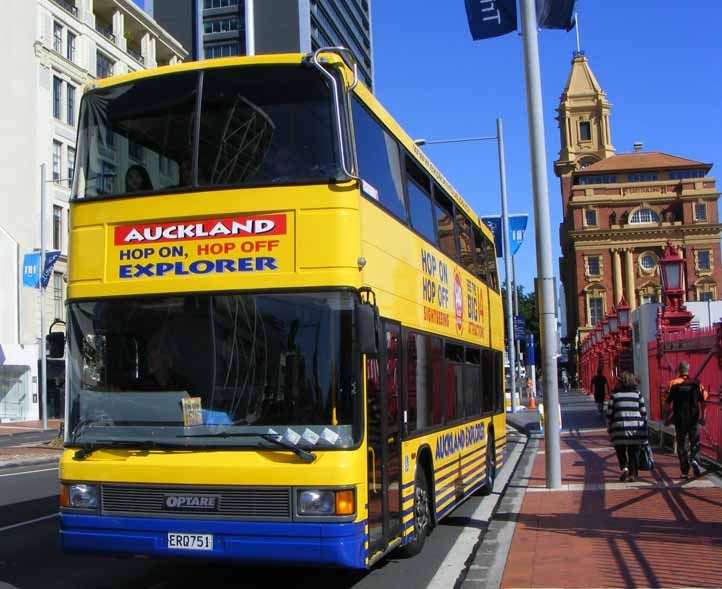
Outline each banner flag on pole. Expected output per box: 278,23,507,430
481,215,503,258
40,250,61,288
535,0,577,30
22,253,40,288
22,250,61,289
509,214,529,255
464,0,517,40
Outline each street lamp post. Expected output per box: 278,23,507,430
415,118,518,413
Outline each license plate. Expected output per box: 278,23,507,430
167,533,213,551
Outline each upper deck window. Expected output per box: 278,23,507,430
72,65,340,199
352,97,406,221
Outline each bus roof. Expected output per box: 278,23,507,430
88,52,494,243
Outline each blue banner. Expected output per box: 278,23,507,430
22,251,61,289
527,333,535,365
464,0,517,40
22,253,40,288
536,0,577,30
481,216,503,258
509,214,529,256
514,315,526,341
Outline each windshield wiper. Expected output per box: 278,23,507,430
179,431,316,463
71,439,188,461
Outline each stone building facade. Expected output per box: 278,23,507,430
556,53,722,348
0,0,185,422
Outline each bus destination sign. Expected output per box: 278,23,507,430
110,213,291,280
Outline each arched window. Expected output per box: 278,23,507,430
629,208,660,225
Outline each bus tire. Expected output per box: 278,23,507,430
398,466,431,558
480,430,496,495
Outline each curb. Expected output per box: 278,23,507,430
506,415,537,438
461,431,539,588
0,455,61,470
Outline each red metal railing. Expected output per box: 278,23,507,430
647,323,722,462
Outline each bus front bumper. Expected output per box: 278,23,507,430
60,514,367,569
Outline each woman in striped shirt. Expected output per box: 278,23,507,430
607,372,648,482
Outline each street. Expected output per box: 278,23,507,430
0,430,525,589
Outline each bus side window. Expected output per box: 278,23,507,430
406,332,444,434
456,209,474,275
406,158,436,244
473,227,489,284
494,351,504,412
431,337,444,426
351,98,407,222
482,350,495,413
445,343,464,422
434,186,457,261
484,236,499,292
464,347,481,418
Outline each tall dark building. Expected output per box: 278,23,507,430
154,0,374,90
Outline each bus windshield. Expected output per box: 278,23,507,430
66,292,361,449
72,65,340,199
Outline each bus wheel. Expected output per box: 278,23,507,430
398,467,431,557
480,432,496,495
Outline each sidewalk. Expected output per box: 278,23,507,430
0,419,63,468
466,389,722,589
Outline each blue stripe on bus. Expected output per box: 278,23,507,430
434,483,458,507
434,459,457,476
462,461,484,483
60,514,368,570
401,479,415,490
435,467,458,486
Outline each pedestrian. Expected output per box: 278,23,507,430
665,361,706,479
606,371,648,482
667,360,709,402
590,367,609,414
526,376,535,399
561,371,570,393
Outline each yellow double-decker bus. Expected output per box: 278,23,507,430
59,49,506,569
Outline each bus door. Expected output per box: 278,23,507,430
366,321,402,555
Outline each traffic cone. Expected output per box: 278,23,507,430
529,394,536,410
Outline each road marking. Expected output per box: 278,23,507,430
537,446,613,455
0,467,59,478
426,430,526,589
0,513,58,533
527,479,715,492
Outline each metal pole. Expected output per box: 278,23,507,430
40,164,48,431
575,12,581,54
497,118,517,413
513,254,522,393
520,0,561,488
245,0,255,56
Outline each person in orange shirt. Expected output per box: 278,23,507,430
667,361,709,401
666,361,707,478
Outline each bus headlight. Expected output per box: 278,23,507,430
61,484,98,509
297,489,355,516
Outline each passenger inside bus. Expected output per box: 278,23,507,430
125,164,153,193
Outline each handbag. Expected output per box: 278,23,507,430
639,444,654,471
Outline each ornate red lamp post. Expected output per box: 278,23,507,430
607,306,619,383
658,241,693,332
616,296,633,373
593,322,604,373
601,316,612,384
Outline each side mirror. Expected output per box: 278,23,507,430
46,332,66,358
357,303,379,355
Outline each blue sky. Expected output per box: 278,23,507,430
372,0,722,291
